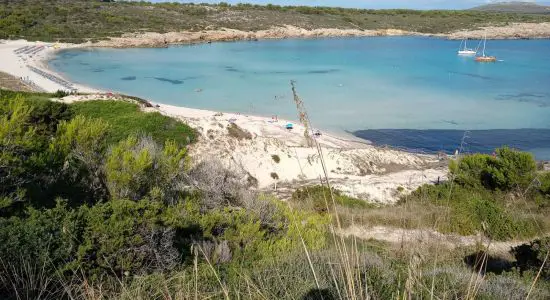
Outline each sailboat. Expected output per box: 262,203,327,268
475,35,497,62
457,39,477,55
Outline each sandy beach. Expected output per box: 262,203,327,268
59,93,448,203
0,40,97,93
1,38,449,203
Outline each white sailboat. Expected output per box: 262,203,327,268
475,35,497,62
457,39,477,55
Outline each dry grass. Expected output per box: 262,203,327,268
0,72,38,92
227,123,253,140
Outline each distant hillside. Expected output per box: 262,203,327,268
472,1,550,14
1,0,550,42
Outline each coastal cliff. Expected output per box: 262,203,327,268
89,23,550,48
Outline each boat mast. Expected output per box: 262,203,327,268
482,35,486,57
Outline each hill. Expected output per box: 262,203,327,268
472,1,550,14
1,89,549,299
1,0,550,42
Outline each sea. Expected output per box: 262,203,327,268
48,37,550,159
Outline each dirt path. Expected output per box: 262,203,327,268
338,225,535,255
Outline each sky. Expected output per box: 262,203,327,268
150,1,550,10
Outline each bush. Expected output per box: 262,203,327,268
75,199,179,280
105,135,189,203
512,237,550,280
52,90,69,98
292,185,372,213
0,200,83,275
540,172,550,196
227,123,252,140
412,184,537,240
450,147,536,191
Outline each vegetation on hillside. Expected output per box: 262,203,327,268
0,89,549,299
294,147,550,242
472,2,550,14
1,1,550,42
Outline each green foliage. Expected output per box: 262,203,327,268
75,199,177,280
412,183,538,240
52,90,69,98
105,135,189,202
539,172,550,196
70,101,196,146
49,115,111,203
0,200,83,271
292,185,373,213
197,197,328,265
0,96,42,203
512,237,550,280
23,97,73,136
450,147,537,191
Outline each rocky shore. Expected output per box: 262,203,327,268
447,22,550,40
90,26,425,48
89,23,550,48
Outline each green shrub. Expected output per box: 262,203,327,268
227,123,252,140
75,199,178,280
105,135,189,203
412,184,537,240
450,147,536,191
292,185,372,213
52,90,69,98
25,97,73,136
0,200,83,272
540,172,550,196
0,96,44,206
512,237,550,280
197,197,328,265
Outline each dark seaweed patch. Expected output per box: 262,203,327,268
442,120,459,125
449,71,492,80
225,67,240,72
121,76,137,81
495,93,550,107
307,69,339,74
153,77,183,85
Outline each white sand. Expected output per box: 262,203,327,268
153,102,447,203
1,39,448,204
0,39,97,93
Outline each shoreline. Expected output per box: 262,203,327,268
1,21,549,92
0,39,448,203
0,40,99,93
87,23,550,48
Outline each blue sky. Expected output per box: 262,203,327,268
150,1,550,9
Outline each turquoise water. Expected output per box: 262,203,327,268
49,37,550,156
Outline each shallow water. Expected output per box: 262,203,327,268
49,37,550,157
